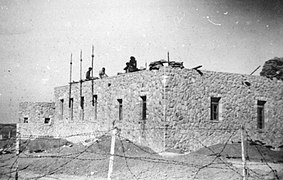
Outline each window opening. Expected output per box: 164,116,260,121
141,96,147,120
93,95,98,119
257,100,266,129
44,118,50,124
81,96,84,109
60,99,64,119
117,99,123,120
70,98,74,120
211,97,221,120
23,117,28,123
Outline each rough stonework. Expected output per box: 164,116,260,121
53,70,165,151
164,68,283,151
19,102,55,138
19,67,283,152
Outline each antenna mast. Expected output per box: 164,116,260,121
250,65,261,75
92,45,94,77
91,45,95,106
167,51,170,64
69,54,72,108
80,50,83,120
80,50,83,82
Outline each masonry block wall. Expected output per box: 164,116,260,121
19,102,55,138
19,67,283,152
164,68,283,152
54,70,166,152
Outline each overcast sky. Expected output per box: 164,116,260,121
1,0,283,123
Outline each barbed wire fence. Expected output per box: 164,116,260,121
0,125,281,180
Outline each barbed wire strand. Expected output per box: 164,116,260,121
1,126,281,180
245,131,279,180
192,129,242,180
118,133,139,180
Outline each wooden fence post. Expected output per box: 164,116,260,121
15,123,20,180
107,128,117,180
241,125,247,180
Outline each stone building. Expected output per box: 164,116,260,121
19,102,55,138
19,67,283,152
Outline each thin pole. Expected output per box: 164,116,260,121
91,45,94,78
80,50,82,83
15,123,20,180
241,125,247,180
80,50,83,120
91,46,94,106
250,65,261,75
167,51,170,64
69,54,72,108
108,128,117,180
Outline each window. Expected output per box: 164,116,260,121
117,99,123,120
211,97,221,120
141,96,147,120
257,100,266,129
93,95,98,119
44,118,50,124
81,96,84,109
60,99,64,119
23,117,28,123
81,96,84,120
70,98,74,120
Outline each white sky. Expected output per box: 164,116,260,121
1,0,283,123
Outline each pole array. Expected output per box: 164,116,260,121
91,46,95,106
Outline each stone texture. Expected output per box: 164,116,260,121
165,68,283,151
19,67,283,152
19,102,55,138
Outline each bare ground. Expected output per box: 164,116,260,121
1,136,282,180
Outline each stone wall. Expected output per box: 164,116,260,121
19,67,283,152
19,102,55,138
53,70,166,152
164,68,283,151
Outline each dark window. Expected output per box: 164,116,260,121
81,96,84,120
23,117,28,123
118,99,123,120
81,96,84,109
141,96,147,120
44,118,50,124
93,95,98,119
70,98,74,120
257,100,266,129
211,97,220,120
60,99,64,119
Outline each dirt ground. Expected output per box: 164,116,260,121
1,136,282,180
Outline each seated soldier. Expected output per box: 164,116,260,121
86,67,92,80
99,67,108,79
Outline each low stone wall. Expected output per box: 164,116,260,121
19,123,54,139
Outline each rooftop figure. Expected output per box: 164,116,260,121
86,67,92,80
99,67,108,79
